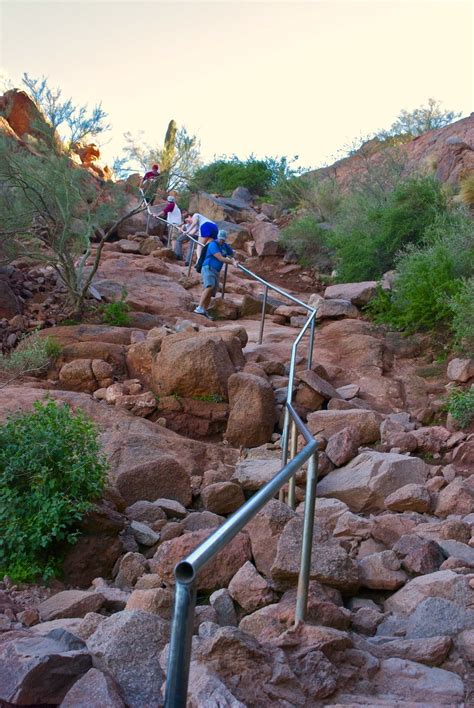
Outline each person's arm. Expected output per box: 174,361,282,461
213,251,236,265
186,216,199,236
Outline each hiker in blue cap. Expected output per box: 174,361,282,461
194,230,236,318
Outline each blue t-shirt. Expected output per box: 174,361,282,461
204,241,233,272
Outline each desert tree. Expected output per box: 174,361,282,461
0,133,145,314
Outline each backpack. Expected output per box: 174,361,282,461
194,243,209,274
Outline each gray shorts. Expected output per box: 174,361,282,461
201,265,219,296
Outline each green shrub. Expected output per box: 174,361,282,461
280,215,334,271
101,290,131,327
332,176,448,282
0,399,108,581
0,331,61,381
446,387,474,428
190,155,299,197
449,277,474,352
368,212,473,334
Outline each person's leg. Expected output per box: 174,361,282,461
174,232,186,259
199,286,213,310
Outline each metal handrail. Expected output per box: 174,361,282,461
138,190,321,707
164,401,319,708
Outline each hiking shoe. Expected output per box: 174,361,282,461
194,306,210,318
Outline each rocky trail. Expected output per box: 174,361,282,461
0,184,473,706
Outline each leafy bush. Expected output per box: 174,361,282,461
332,176,449,281
0,399,108,581
449,277,474,351
459,175,474,208
446,387,474,428
0,331,61,385
368,211,473,334
101,290,131,327
280,215,334,271
190,155,299,197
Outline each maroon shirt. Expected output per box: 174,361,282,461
142,170,159,182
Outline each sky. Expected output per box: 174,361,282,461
1,0,473,171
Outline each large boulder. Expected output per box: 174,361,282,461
86,610,169,708
384,570,473,616
38,591,104,622
215,220,251,249
0,629,91,705
246,499,297,577
152,331,238,400
307,408,383,445
317,451,430,513
113,455,192,507
59,359,114,393
149,529,252,591
225,373,277,448
248,222,282,256
189,192,257,223
60,668,125,707
324,281,378,306
271,518,359,593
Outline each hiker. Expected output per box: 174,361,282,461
183,212,218,261
141,164,160,204
194,230,236,318
154,195,182,245
173,209,193,264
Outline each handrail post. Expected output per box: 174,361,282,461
187,241,195,277
164,578,197,708
307,315,316,370
279,406,290,503
146,212,150,235
287,419,297,510
295,451,318,624
221,263,228,300
258,285,269,345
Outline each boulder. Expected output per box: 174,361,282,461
434,475,474,517
114,552,147,589
231,458,282,491
447,357,474,382
307,409,383,446
0,629,91,705
361,635,451,665
248,222,282,256
228,561,276,613
149,529,252,591
384,570,473,616
317,451,430,513
38,591,104,622
60,668,125,707
358,551,407,590
384,483,431,513
215,220,251,249
324,281,378,306
201,482,245,515
316,299,359,320
405,597,474,638
271,517,359,592
86,610,169,708
370,658,464,704
246,499,297,577
325,427,359,467
59,359,113,393
114,455,192,507
225,373,277,448
152,332,237,400
210,589,238,627
192,626,306,706
125,588,173,619
189,192,257,223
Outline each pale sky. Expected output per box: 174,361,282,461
1,0,473,170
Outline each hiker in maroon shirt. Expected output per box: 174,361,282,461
141,164,160,204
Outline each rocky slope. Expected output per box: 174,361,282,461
309,112,474,189
0,225,473,705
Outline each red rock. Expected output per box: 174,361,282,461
149,529,252,591
114,552,147,589
38,591,104,622
447,358,474,382
225,373,277,448
384,570,473,615
201,481,245,515
248,222,282,256
435,475,474,517
60,668,125,707
0,628,91,705
228,561,276,613
324,281,378,306
307,409,382,446
114,455,192,507
358,551,407,590
325,427,359,466
125,588,173,619
384,483,431,513
246,499,296,577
